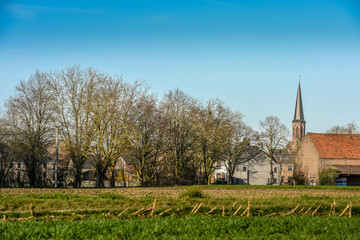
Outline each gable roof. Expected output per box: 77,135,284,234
308,133,360,159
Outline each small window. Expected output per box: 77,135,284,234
280,166,283,171
288,177,293,184
216,162,221,169
242,166,247,172
288,165,294,171
274,167,277,173
281,177,284,184
267,178,271,184
273,178,278,184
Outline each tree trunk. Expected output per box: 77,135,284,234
270,157,274,185
74,165,82,188
228,172,233,185
109,167,116,187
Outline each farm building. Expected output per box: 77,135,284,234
295,133,360,186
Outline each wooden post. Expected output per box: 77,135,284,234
349,202,352,218
171,207,183,216
283,205,299,216
131,208,144,216
117,207,130,217
233,205,242,216
206,207,216,215
302,207,312,216
297,207,305,214
339,204,349,217
229,202,237,214
222,204,225,217
311,205,321,216
329,204,333,216
247,200,250,217
158,208,172,216
193,203,203,214
30,204,35,217
191,204,198,214
150,198,157,216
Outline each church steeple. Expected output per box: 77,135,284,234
291,79,306,147
293,81,305,123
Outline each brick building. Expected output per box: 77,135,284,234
295,133,360,186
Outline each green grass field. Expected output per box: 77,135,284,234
1,185,360,239
1,217,359,239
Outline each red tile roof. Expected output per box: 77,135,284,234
308,133,360,159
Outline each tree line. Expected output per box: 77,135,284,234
0,65,290,187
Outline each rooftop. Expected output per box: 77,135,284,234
307,133,360,159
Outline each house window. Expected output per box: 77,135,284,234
242,166,247,172
296,126,299,138
280,166,283,171
216,162,221,169
273,178,278,184
288,165,294,171
281,177,284,184
274,167,277,173
288,177,293,184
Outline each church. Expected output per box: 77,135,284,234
293,82,360,186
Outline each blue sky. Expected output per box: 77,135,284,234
0,0,360,133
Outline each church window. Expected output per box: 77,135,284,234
296,126,299,138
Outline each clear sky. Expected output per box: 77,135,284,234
0,0,360,133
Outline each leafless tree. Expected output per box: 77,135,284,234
223,114,261,185
160,89,198,184
127,93,165,186
0,118,14,186
48,66,97,188
259,116,289,185
6,71,54,186
327,121,359,134
196,99,232,184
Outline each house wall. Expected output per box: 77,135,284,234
233,159,280,185
280,163,294,184
295,136,321,185
322,159,360,166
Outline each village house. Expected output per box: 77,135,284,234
295,133,360,186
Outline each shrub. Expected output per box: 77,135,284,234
179,186,208,199
293,171,305,185
319,168,339,185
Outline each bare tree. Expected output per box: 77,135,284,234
48,66,97,188
6,71,54,187
223,114,261,185
127,94,165,186
160,89,198,184
196,99,232,185
0,119,14,186
259,116,289,185
327,121,359,134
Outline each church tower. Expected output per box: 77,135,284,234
291,81,306,149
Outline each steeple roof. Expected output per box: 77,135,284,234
293,81,305,123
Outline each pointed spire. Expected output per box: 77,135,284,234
293,79,305,122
